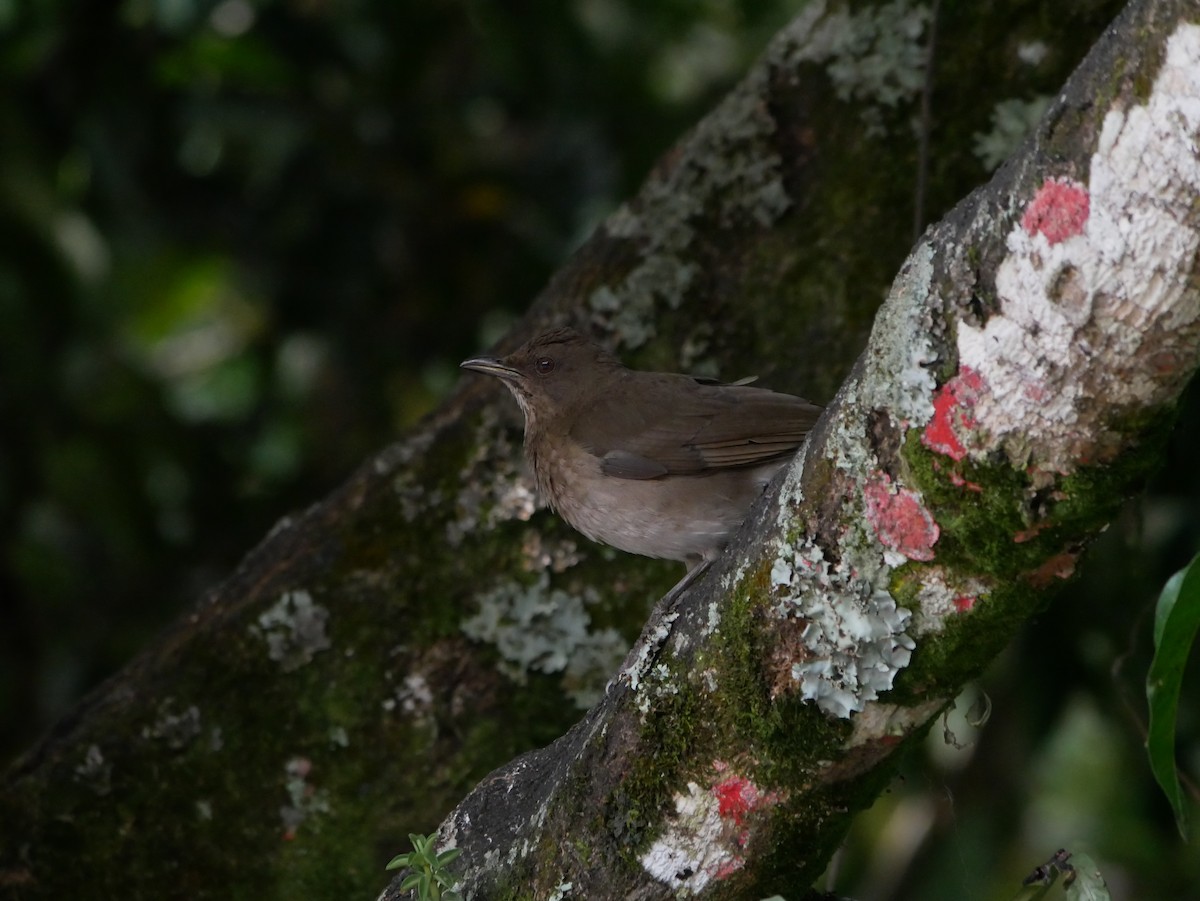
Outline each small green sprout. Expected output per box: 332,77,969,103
385,832,462,901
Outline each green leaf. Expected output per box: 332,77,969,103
1146,552,1200,841
385,853,411,871
1010,880,1056,901
436,848,461,866
1063,852,1111,901
400,873,421,890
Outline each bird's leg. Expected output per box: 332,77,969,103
610,558,713,697
661,557,712,608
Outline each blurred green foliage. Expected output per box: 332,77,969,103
1,1,1198,899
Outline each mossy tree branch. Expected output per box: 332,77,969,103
381,1,1200,898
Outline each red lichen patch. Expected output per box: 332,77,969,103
1024,551,1079,589
922,368,984,461
714,777,756,826
1021,177,1090,245
710,761,781,833
864,475,940,561
953,595,975,612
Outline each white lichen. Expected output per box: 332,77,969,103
638,780,742,894
957,23,1200,475
1017,40,1050,66
141,699,202,750
910,568,992,634
279,756,330,836
386,430,441,521
582,0,810,349
251,589,331,672
520,532,585,573
618,610,679,695
630,661,682,715
704,600,722,637
446,406,540,546
73,744,111,796
392,672,434,717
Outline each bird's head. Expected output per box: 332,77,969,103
460,327,622,427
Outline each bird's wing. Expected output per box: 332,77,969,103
571,373,822,480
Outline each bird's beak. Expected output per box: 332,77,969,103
460,356,521,381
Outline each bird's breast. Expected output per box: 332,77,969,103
527,435,788,566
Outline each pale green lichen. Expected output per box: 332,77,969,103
461,573,629,708
328,725,349,748
72,744,111,796
585,1,802,351
446,406,538,546
141,698,203,750
280,756,330,836
857,242,939,432
974,95,1053,171
251,589,331,672
769,536,914,717
781,0,932,135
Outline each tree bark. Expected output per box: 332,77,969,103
4,1,1192,900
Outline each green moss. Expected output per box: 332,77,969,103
904,444,1033,577
891,402,1180,700
615,677,711,854
714,571,851,776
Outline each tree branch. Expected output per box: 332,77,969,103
383,1,1200,897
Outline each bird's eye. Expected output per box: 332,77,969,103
534,356,556,374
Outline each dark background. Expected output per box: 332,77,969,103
1,0,1197,898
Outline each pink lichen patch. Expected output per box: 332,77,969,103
712,858,745,880
953,595,975,613
922,368,984,461
863,475,940,561
1020,177,1090,245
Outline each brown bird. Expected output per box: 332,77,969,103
461,327,822,577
